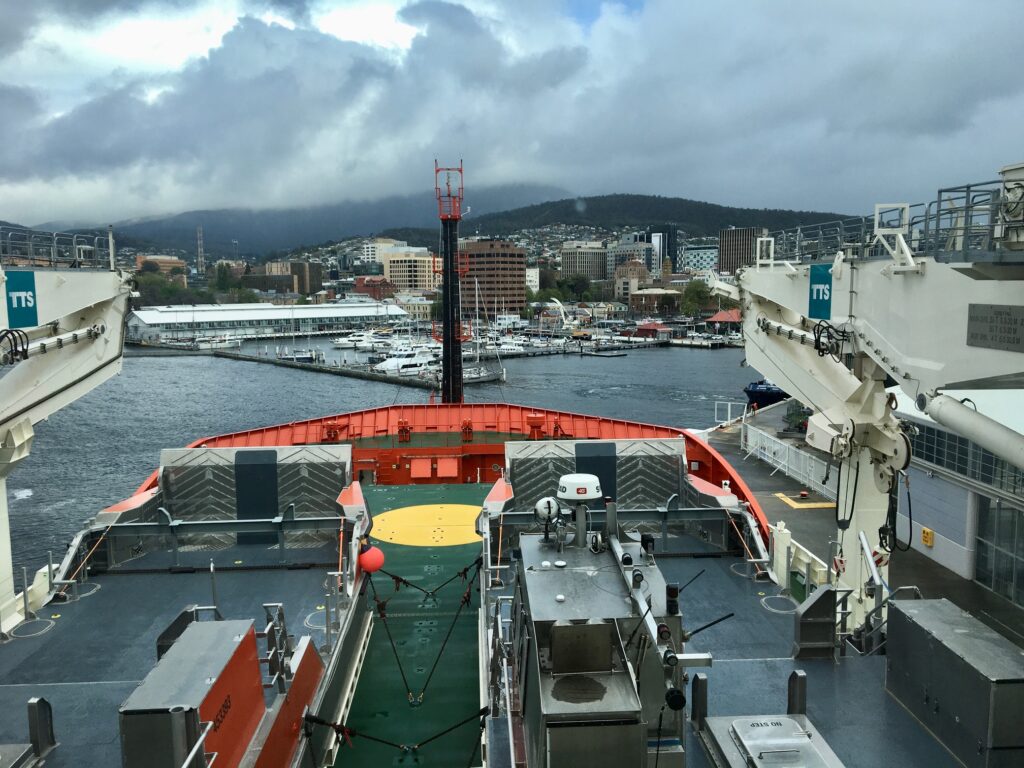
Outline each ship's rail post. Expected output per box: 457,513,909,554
275,503,295,564
21,567,36,621
27,696,58,758
325,569,345,652
176,718,216,768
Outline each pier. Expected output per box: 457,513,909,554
212,351,435,389
669,337,727,349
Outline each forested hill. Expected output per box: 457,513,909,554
464,194,848,236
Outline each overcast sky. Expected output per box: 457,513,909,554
0,0,1021,225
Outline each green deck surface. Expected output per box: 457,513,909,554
337,484,486,767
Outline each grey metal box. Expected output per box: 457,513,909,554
886,599,1024,768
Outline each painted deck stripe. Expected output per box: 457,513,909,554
773,492,835,510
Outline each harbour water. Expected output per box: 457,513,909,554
7,346,755,577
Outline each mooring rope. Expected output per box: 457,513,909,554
303,707,488,755
379,555,482,598
417,559,482,702
366,575,415,702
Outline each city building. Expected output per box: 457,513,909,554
241,273,298,293
361,238,404,264
682,245,719,272
559,240,607,281
525,267,540,292
647,226,679,272
126,302,407,343
460,238,527,315
255,261,323,295
136,255,188,275
607,235,658,279
393,293,434,322
613,259,650,300
704,308,742,333
579,302,627,321
382,251,440,292
718,227,768,274
353,275,396,301
212,259,247,278
628,288,681,316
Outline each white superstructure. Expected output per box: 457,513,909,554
1,227,132,633
713,162,1024,628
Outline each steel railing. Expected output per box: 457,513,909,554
759,178,1020,265
0,224,116,268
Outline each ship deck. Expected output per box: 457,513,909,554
657,548,959,768
336,483,487,767
0,545,333,767
706,418,1024,643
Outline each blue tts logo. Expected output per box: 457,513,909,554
5,271,39,328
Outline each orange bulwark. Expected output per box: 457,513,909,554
134,403,769,543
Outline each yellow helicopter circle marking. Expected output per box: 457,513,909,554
371,504,481,547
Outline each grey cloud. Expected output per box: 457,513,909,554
0,0,314,60
37,0,198,17
1,0,1023,223
259,0,315,25
0,84,43,156
9,18,385,183
0,6,39,57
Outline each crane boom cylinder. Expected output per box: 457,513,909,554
920,393,1024,471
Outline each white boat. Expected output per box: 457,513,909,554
356,334,392,351
372,347,439,376
331,333,357,349
276,347,324,364
194,335,242,350
162,335,241,351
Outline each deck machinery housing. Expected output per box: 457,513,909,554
509,475,687,767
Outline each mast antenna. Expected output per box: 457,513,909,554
434,160,469,403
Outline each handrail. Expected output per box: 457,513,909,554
0,224,115,268
759,177,1013,264
178,720,215,768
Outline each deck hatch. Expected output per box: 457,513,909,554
235,450,278,544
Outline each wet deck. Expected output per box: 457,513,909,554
654,548,959,768
706,420,1024,643
336,483,487,767
0,554,330,767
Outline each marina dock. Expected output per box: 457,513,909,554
670,337,727,349
213,351,435,389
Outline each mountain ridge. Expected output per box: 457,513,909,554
15,191,851,257
95,184,572,256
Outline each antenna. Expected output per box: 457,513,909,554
196,225,205,275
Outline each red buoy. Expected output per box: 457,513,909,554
358,545,385,573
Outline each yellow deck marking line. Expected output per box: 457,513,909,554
773,492,835,510
371,503,481,547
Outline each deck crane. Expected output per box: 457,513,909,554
0,227,132,633
712,163,1024,630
